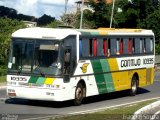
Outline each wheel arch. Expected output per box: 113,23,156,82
132,72,139,86
77,79,86,97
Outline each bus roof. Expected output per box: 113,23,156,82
12,27,154,40
78,28,154,36
12,27,80,40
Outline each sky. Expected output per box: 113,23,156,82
0,0,77,18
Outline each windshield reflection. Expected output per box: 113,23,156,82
8,39,62,76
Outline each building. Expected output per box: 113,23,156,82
23,21,37,28
75,0,113,11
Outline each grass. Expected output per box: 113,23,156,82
0,75,6,83
53,99,157,120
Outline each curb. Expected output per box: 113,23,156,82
131,100,160,120
0,86,6,89
0,82,6,89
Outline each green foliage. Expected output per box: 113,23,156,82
0,6,37,22
79,10,96,29
89,0,111,28
0,18,25,75
37,14,55,26
47,20,64,28
155,43,160,55
0,75,6,83
139,9,160,43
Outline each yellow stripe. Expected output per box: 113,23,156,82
108,58,119,71
98,30,109,35
44,78,55,85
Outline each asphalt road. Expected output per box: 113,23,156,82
0,72,159,120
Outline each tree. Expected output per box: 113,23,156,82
0,18,25,68
61,13,78,27
144,9,160,43
47,20,64,28
37,14,55,26
89,0,111,28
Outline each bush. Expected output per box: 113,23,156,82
0,67,7,76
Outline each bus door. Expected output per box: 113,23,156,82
63,46,72,82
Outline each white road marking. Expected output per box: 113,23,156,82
68,97,160,115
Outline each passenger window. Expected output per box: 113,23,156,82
120,39,124,55
140,38,146,53
89,39,93,56
108,39,111,56
103,39,107,56
116,38,124,55
116,39,120,55
93,38,97,56
79,39,82,57
128,38,132,54
150,39,153,52
128,38,135,54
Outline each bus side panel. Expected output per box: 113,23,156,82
146,68,154,85
74,60,99,96
111,71,130,91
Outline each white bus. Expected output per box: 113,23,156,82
7,28,155,105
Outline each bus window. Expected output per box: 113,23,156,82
116,39,120,55
128,38,133,54
120,39,124,55
79,39,82,57
140,38,146,53
89,39,93,56
93,38,97,56
150,39,153,52
103,39,107,56
108,39,111,56
143,38,146,53
132,38,135,53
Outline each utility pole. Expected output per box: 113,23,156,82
80,0,84,29
110,0,115,28
65,0,69,14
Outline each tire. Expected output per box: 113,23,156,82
74,83,84,106
130,76,138,96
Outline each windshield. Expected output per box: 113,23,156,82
8,39,62,76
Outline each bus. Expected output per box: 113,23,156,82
7,28,155,105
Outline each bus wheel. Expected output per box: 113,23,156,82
130,76,138,96
74,83,84,106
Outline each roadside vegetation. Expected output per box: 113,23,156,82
0,76,6,83
52,99,157,120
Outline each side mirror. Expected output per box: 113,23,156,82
64,52,70,63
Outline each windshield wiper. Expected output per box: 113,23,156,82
17,67,22,75
36,67,45,77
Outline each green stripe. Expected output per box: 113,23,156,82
100,59,115,92
91,60,107,94
28,76,38,83
36,77,46,85
91,59,115,94
91,31,99,35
